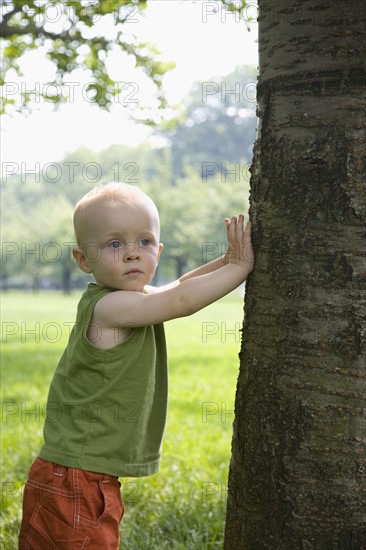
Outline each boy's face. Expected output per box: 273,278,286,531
74,198,163,292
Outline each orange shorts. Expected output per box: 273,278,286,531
19,457,124,550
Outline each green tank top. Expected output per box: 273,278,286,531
39,283,168,477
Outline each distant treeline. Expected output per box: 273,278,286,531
1,66,256,292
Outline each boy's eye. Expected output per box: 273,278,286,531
140,238,150,246
110,241,122,249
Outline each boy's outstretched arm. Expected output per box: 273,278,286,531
147,217,253,291
94,216,254,328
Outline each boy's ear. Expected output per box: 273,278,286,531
73,246,93,274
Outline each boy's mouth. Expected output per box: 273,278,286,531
125,269,142,275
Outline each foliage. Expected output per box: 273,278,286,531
146,168,249,280
0,0,175,117
0,1,252,118
158,66,257,180
1,64,254,291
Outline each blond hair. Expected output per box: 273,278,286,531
73,182,158,246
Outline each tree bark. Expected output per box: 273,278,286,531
224,0,366,548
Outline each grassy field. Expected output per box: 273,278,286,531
1,290,245,549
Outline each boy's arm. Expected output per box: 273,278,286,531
145,255,226,294
146,218,252,292
94,217,254,328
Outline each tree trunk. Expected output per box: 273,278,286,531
224,1,366,548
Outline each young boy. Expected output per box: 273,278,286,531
19,182,254,549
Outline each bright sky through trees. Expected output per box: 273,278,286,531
1,1,258,166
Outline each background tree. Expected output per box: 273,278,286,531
224,0,366,547
1,61,252,291
0,0,250,117
1,145,250,289
158,65,257,181
147,166,249,280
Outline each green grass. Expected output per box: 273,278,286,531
1,290,245,549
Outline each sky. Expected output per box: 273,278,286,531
1,1,259,170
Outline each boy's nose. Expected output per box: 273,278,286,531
124,242,140,261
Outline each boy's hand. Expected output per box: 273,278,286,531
224,215,254,273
